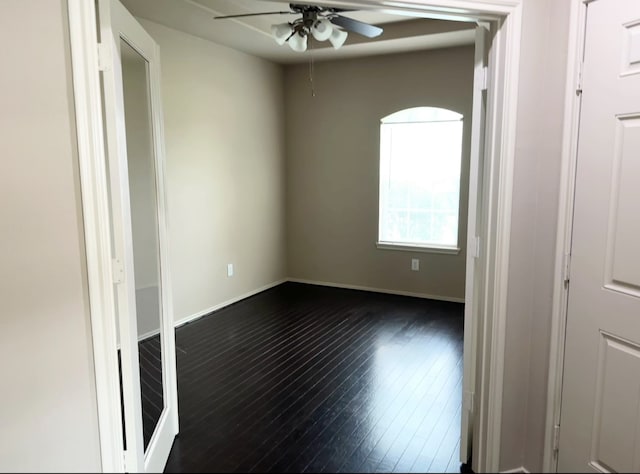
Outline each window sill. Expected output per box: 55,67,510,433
376,242,461,255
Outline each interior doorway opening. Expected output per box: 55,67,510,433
68,0,523,472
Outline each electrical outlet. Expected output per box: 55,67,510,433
227,263,234,277
411,259,420,271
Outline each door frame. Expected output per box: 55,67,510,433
543,0,591,472
68,0,178,471
67,0,522,472
97,0,179,471
460,21,489,465
68,1,124,471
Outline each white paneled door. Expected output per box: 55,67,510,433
559,0,640,472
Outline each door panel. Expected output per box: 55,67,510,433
606,115,640,295
461,22,488,465
590,332,640,473
99,0,178,471
559,1,640,472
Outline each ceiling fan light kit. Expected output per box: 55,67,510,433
271,23,293,45
311,18,334,41
269,17,348,53
216,3,383,54
288,30,308,52
328,27,348,49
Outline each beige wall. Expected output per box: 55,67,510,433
500,0,572,471
138,20,288,323
285,47,474,301
0,0,102,471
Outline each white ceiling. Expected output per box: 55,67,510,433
121,0,475,64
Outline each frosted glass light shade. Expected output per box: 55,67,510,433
329,28,348,49
311,19,333,41
288,32,308,52
271,23,292,45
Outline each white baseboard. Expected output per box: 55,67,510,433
174,278,288,329
172,276,463,334
138,328,160,342
286,277,465,303
501,467,529,473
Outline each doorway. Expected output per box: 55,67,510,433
68,0,523,472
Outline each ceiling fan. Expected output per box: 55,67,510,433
214,3,384,52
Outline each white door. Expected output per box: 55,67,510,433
98,0,178,472
558,0,640,471
460,21,488,465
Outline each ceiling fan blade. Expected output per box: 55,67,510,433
289,3,355,14
214,11,295,19
329,15,383,38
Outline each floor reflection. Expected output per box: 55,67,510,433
139,334,163,449
365,330,463,472
163,282,464,473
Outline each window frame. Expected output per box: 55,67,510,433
376,107,464,254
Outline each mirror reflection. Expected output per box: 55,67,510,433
121,38,164,451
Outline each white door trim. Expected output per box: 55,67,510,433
543,1,590,472
98,0,179,470
461,20,489,464
477,9,522,470
68,0,522,472
67,0,125,472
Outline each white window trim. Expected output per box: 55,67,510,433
376,241,462,255
378,109,463,251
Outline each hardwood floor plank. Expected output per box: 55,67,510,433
389,355,463,471
408,376,464,473
358,344,463,472
250,320,393,472
181,312,372,439
382,355,463,473
160,283,464,473
334,330,461,473
310,326,455,474
285,322,437,473
425,403,463,473
198,317,382,468
445,437,462,473
299,326,436,474
138,335,164,449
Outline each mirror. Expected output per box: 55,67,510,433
120,38,164,451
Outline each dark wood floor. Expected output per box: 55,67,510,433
119,336,164,451
163,282,464,473
139,334,163,449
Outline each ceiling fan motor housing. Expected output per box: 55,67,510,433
289,3,332,14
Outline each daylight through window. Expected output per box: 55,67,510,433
378,107,463,249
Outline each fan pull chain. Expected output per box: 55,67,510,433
309,37,316,97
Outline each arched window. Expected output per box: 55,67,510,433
378,107,463,250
